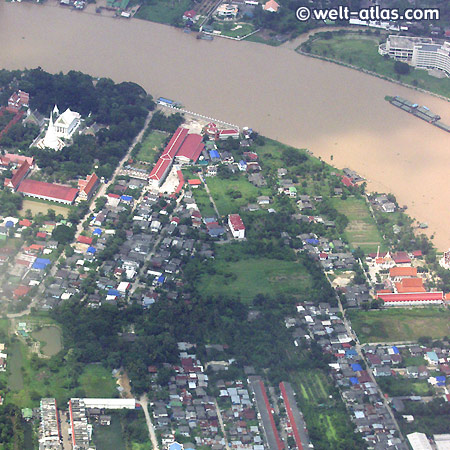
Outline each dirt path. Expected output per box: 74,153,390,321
140,394,160,450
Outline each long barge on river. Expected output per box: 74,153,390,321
389,96,450,133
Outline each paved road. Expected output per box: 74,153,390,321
140,394,160,450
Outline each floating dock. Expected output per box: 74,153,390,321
389,96,450,133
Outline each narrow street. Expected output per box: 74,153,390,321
140,394,160,450
214,400,230,450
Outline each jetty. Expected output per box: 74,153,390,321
389,96,450,133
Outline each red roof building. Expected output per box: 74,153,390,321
18,179,78,204
392,251,411,264
4,161,30,191
13,285,30,299
188,179,202,186
77,173,99,202
176,134,204,163
19,219,32,227
7,90,29,112
183,9,196,19
389,267,417,278
395,277,425,293
377,291,443,306
1,153,34,168
341,176,354,187
228,214,245,239
218,129,240,140
77,235,93,245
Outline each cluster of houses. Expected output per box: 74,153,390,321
286,302,408,449
150,342,267,450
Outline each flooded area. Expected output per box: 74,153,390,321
31,326,63,357
0,2,449,248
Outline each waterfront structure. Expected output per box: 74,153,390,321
149,127,204,188
228,214,245,239
216,3,238,19
379,36,450,76
439,249,450,269
39,398,62,450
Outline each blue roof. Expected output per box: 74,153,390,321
209,150,220,159
306,238,319,245
93,228,102,235
346,349,358,356
350,377,359,385
5,221,14,227
427,351,438,361
87,246,96,254
392,346,399,354
120,195,133,202
158,97,174,104
107,289,121,296
35,258,51,266
436,376,446,382
204,217,217,223
352,363,363,372
208,227,225,237
169,443,183,450
157,275,165,283
32,262,47,270
239,160,247,165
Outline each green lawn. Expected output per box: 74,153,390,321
378,377,433,397
213,22,255,39
93,414,126,450
349,308,450,343
79,365,118,398
135,0,193,25
304,33,450,99
331,197,384,253
136,130,167,162
206,176,270,217
199,256,314,303
191,186,216,218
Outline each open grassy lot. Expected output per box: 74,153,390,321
349,308,450,343
205,176,270,217
20,198,70,218
93,414,126,450
331,197,384,253
378,377,433,397
191,185,216,217
136,130,167,162
291,368,350,445
213,22,255,39
7,336,117,408
199,256,314,303
304,33,450,99
79,364,118,398
135,0,193,25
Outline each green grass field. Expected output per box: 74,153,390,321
378,377,433,397
331,197,384,253
199,256,313,303
135,0,193,25
79,365,118,398
213,22,255,39
206,176,270,217
136,130,167,162
191,186,216,217
305,33,450,99
94,414,126,450
349,308,450,343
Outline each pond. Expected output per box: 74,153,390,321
31,326,63,357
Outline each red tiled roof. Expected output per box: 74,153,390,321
412,250,423,257
1,153,34,167
77,235,93,245
36,231,47,238
378,292,443,302
8,161,30,190
149,158,172,181
19,219,32,227
188,179,201,186
18,179,78,203
108,193,120,198
161,127,189,160
395,278,425,293
14,285,30,299
229,214,245,231
78,173,99,197
177,134,204,163
389,267,417,278
341,176,354,187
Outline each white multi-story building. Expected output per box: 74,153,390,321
228,214,245,239
379,35,450,76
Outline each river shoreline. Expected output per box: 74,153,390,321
1,2,450,249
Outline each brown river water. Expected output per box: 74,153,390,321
1,2,449,249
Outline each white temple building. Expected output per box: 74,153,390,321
36,106,81,151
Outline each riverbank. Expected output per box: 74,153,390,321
299,30,450,101
1,2,450,250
